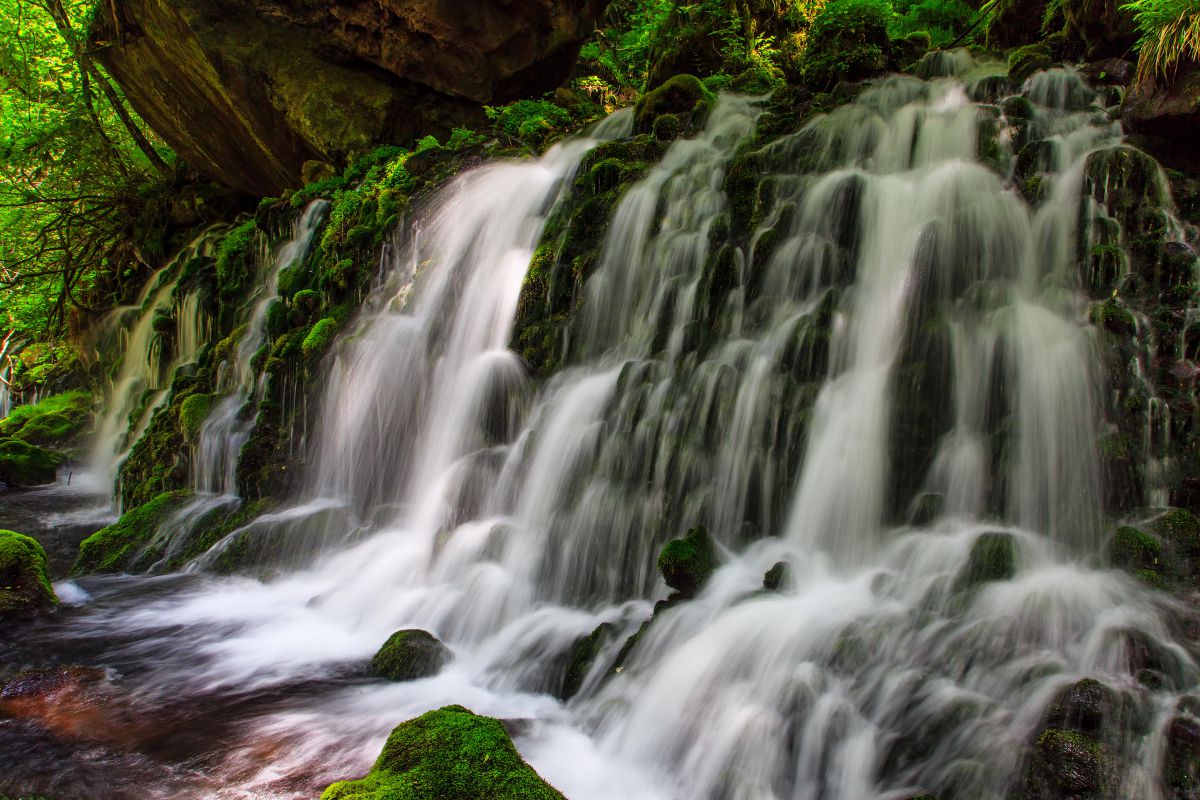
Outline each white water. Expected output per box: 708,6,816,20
29,55,1200,800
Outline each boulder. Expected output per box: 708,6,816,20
0,530,57,614
369,628,452,682
320,705,566,800
1123,64,1200,174
657,525,718,599
91,0,609,195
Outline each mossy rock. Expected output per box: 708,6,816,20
369,629,452,682
0,438,61,486
954,532,1017,591
1046,678,1120,735
657,525,718,599
1106,526,1163,579
1023,728,1108,798
762,561,790,592
1008,43,1053,84
320,705,566,800
559,622,615,700
74,490,193,574
633,74,715,136
301,317,340,360
0,530,56,614
179,393,215,443
0,390,91,439
1153,509,1200,558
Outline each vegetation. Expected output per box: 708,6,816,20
0,529,56,613
73,489,192,573
1124,0,1200,81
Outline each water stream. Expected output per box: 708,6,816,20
3,54,1199,800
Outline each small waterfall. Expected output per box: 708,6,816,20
90,230,222,500
24,56,1200,800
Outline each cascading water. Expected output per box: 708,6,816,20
7,52,1200,800
90,231,222,500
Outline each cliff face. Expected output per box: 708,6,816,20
91,0,608,196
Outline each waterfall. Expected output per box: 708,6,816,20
90,229,223,500
24,54,1200,800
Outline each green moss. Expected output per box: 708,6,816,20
369,629,452,682
1153,509,1200,556
0,390,91,439
301,317,340,360
801,0,893,89
215,220,260,302
0,530,56,613
1033,728,1105,795
320,705,566,800
955,532,1017,590
1007,43,1053,83
1108,526,1162,571
657,525,718,599
74,490,193,574
0,438,61,486
1090,298,1136,336
634,74,716,135
179,393,215,442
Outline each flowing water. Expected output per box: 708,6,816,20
4,54,1200,800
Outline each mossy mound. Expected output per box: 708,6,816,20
0,530,57,614
954,532,1017,591
633,74,715,136
657,525,718,599
179,393,215,442
801,0,893,89
0,438,62,486
1106,526,1164,585
74,490,193,574
301,317,340,360
0,390,91,441
1007,43,1054,84
369,629,452,682
320,705,566,800
1017,728,1110,799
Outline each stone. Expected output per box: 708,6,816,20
0,530,57,615
90,0,609,195
369,629,452,682
1122,64,1200,174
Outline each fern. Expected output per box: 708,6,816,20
1123,0,1200,81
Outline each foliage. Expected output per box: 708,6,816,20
802,0,895,87
1123,0,1200,82
891,0,979,46
0,0,176,343
484,99,573,148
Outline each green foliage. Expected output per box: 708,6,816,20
0,389,90,438
0,529,56,612
1123,0,1200,82
802,0,895,88
74,489,192,573
215,220,260,301
0,0,176,342
485,100,573,148
891,0,978,46
320,705,566,800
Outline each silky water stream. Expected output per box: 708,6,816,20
3,54,1199,800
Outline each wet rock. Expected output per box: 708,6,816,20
558,622,615,700
368,629,451,682
657,525,718,599
1105,526,1164,585
1082,58,1135,86
633,74,716,136
320,705,565,799
1164,698,1200,800
0,530,57,614
1029,728,1108,797
0,438,60,486
1122,65,1200,173
1045,678,1119,735
954,532,1017,591
91,0,608,195
1062,0,1136,61
73,490,194,575
1008,43,1054,84
762,561,790,591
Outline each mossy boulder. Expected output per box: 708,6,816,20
762,561,790,592
1018,728,1109,799
74,490,193,574
558,622,615,700
1046,678,1120,735
1007,43,1054,84
0,530,56,614
320,705,566,800
369,629,452,682
954,532,1017,591
179,393,215,442
633,74,715,136
657,525,718,599
801,0,892,89
301,317,340,361
0,390,91,441
1163,698,1200,800
0,438,61,486
1106,526,1164,585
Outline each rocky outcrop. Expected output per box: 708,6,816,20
1123,64,1200,173
91,0,608,196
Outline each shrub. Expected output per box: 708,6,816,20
1123,0,1200,82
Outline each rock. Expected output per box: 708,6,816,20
320,705,566,800
954,532,1017,591
558,622,614,700
1164,699,1200,800
73,490,194,574
90,0,609,195
1030,728,1108,797
1106,526,1164,584
1062,0,1136,60
1122,65,1200,174
0,530,57,614
633,74,715,136
0,438,61,486
1008,43,1054,84
369,629,451,682
1082,58,1135,86
1045,678,1119,735
762,561,789,591
657,525,718,599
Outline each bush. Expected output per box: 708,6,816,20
485,99,573,148
802,0,895,88
1123,0,1200,82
